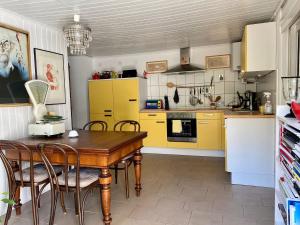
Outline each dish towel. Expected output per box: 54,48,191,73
172,120,182,133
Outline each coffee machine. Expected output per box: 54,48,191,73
244,91,258,111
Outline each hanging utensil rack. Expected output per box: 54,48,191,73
166,82,214,89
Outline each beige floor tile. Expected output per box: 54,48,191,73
156,207,191,225
222,216,257,225
243,205,274,220
188,211,222,225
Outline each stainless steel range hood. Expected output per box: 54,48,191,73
163,47,205,75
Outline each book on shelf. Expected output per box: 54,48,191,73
287,199,300,225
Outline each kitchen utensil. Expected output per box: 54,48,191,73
198,88,203,104
237,91,244,107
189,88,198,106
173,88,179,104
215,96,221,102
167,82,176,88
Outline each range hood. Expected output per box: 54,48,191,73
163,47,205,75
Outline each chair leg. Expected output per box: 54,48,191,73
114,164,118,184
74,192,79,216
59,192,67,214
76,191,84,225
3,205,13,225
125,161,129,199
49,191,58,225
35,186,41,208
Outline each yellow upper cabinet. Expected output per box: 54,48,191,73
241,22,276,74
89,80,113,114
113,79,140,121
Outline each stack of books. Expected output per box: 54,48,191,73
279,123,300,224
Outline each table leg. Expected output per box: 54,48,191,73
133,148,142,196
99,168,112,225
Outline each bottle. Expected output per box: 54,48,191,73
164,95,169,110
264,92,272,114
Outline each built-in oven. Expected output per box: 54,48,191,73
167,112,197,143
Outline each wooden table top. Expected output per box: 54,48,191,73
18,130,147,154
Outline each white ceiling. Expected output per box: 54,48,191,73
1,0,281,56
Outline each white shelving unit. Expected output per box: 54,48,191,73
275,106,300,225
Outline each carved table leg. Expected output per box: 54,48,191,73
99,168,112,225
133,148,142,197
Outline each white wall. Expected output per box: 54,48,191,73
0,7,72,215
69,56,93,129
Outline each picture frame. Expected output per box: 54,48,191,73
0,23,32,106
34,48,66,105
146,60,168,73
206,54,231,69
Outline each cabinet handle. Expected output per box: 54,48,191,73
156,121,165,123
148,114,157,116
198,121,209,124
129,99,137,102
104,115,112,117
104,110,112,112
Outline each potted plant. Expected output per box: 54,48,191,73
0,192,15,223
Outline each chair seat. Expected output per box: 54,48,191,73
15,164,63,183
57,168,99,188
122,154,134,162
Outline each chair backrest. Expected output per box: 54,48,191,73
114,120,140,132
37,143,80,192
0,141,34,196
83,121,108,131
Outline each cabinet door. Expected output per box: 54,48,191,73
89,80,113,114
90,113,115,131
241,26,247,72
140,119,167,147
113,79,139,121
197,120,222,150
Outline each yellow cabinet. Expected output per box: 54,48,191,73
89,80,113,114
140,113,167,147
90,113,115,131
197,119,222,150
113,79,140,121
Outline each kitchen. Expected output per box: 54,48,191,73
0,0,299,225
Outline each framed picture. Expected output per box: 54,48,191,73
34,48,66,105
206,54,231,69
0,23,31,106
146,60,168,73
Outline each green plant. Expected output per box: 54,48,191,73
0,192,15,223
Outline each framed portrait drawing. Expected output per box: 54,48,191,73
0,23,32,106
206,54,231,69
34,48,66,105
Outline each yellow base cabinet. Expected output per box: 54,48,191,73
140,113,167,147
90,113,115,131
197,119,222,150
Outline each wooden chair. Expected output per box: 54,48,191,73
0,140,58,225
83,121,108,131
112,120,140,198
37,143,100,225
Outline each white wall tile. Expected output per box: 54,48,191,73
176,75,186,85
214,82,225,95
195,73,205,84
235,82,246,94
159,86,168,97
213,69,225,82
159,74,168,85
150,85,160,97
185,74,195,84
150,74,159,85
225,68,235,81
225,82,235,94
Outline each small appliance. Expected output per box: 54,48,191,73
244,91,258,111
25,80,65,136
263,92,273,114
145,99,163,109
122,69,137,78
167,112,197,143
164,95,169,110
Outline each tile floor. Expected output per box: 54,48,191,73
3,154,274,225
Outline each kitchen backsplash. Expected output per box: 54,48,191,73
147,68,257,108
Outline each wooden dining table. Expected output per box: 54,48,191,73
8,130,147,225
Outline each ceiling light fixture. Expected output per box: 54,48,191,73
63,14,92,55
